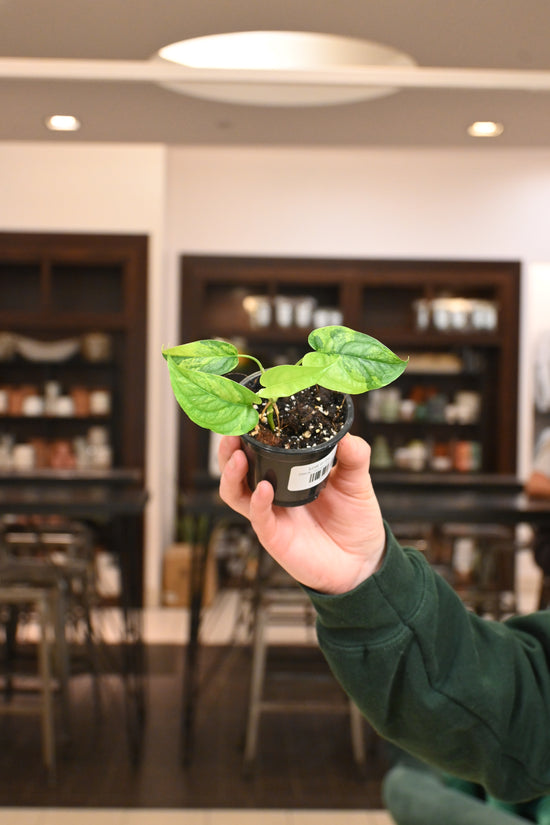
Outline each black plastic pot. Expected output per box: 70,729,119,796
240,373,354,507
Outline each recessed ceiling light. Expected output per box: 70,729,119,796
45,114,81,132
154,30,416,106
467,120,504,138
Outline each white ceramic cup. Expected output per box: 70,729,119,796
12,443,35,471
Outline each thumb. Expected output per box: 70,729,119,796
331,434,375,495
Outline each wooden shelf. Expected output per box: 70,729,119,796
0,232,148,473
177,255,520,488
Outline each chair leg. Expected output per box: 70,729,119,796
37,593,56,781
349,700,367,771
81,584,102,717
243,603,268,771
3,605,18,700
50,583,72,742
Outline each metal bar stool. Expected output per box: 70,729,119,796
243,547,366,774
0,518,98,741
0,584,56,780
0,555,72,739
438,523,519,619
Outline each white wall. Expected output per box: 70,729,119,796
2,141,550,605
166,146,550,260
520,264,550,473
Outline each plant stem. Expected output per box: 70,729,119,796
240,354,265,373
265,400,280,432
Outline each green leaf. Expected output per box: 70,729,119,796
305,325,408,393
167,359,259,435
162,339,239,375
300,352,372,393
257,364,329,399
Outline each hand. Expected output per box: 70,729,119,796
218,433,386,594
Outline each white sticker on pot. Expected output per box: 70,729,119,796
287,446,337,491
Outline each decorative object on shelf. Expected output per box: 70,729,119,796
164,325,407,506
43,381,61,415
11,443,35,471
21,393,45,416
412,299,431,330
454,440,482,472
3,331,114,364
413,296,498,334
242,295,272,328
272,294,320,328
0,427,114,472
81,332,113,362
14,334,81,362
404,352,464,373
0,381,112,419
273,295,295,327
7,386,36,416
70,387,91,417
312,306,343,327
373,436,483,474
0,332,16,361
54,395,75,416
294,296,318,327
49,439,77,469
242,292,339,330
0,435,14,469
431,442,453,472
89,388,111,415
371,435,393,469
454,391,481,424
85,426,112,469
366,385,481,427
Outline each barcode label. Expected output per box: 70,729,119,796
287,446,337,492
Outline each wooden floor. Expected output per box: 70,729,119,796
0,642,388,810
1,549,543,817
0,810,395,825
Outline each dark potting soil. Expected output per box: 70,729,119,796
248,384,347,449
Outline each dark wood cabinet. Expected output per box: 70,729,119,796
178,255,520,490
0,233,148,474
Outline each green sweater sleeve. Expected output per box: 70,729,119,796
306,522,550,803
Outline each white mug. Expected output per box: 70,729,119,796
12,443,35,471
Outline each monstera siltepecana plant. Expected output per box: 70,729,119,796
163,325,407,506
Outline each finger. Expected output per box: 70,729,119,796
335,433,371,470
218,435,242,473
248,481,284,553
331,435,374,494
218,448,252,517
249,480,276,527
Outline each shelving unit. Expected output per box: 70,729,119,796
0,232,148,474
178,255,520,490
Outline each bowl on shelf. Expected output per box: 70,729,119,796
15,334,80,362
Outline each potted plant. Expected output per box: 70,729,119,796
163,325,407,506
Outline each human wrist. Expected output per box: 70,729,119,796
306,525,425,638
344,539,387,593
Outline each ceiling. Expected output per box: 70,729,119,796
1,0,550,147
